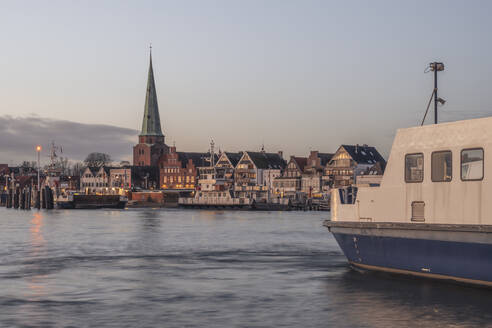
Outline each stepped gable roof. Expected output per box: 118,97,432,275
247,152,286,170
292,156,308,172
140,49,163,137
224,152,242,167
341,145,385,165
318,153,334,166
177,152,219,168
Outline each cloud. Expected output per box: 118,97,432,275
0,115,137,164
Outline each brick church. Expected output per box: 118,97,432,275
133,51,169,167
133,51,212,190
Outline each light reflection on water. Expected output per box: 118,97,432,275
0,208,490,327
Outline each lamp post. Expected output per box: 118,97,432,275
36,145,42,191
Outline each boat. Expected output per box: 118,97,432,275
324,116,492,287
56,192,127,209
178,190,253,209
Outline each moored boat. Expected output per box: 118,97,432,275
57,192,127,209
324,117,492,286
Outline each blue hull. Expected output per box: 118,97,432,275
332,231,492,286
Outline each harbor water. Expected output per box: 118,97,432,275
0,208,491,327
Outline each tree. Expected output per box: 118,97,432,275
70,162,85,176
84,152,111,168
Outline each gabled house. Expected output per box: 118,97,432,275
234,151,286,199
200,152,242,192
302,151,334,195
325,144,385,188
356,161,386,186
158,146,217,190
80,166,113,193
273,156,307,198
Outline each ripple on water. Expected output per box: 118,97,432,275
0,208,490,327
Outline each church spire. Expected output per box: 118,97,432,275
140,45,163,137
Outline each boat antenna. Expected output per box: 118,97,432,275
420,89,436,126
422,62,445,125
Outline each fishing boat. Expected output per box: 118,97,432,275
324,116,492,286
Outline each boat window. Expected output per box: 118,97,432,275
405,153,424,183
461,148,484,181
431,151,452,182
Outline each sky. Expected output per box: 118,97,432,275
1,0,492,165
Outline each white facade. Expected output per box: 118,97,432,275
301,174,322,195
261,169,282,190
80,167,110,193
332,117,492,225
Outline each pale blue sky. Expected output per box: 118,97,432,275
1,0,492,162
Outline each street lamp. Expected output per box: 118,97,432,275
36,145,42,192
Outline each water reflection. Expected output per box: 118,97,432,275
30,211,45,250
28,211,46,300
328,270,492,327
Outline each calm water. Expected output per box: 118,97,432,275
1,208,492,327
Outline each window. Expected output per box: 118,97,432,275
431,151,452,182
405,153,424,182
461,148,484,181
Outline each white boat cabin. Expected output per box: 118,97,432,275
332,117,492,225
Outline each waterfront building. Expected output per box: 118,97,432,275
58,175,80,191
301,151,334,196
356,161,386,186
234,151,286,200
109,167,132,191
214,152,242,192
133,51,169,167
324,144,385,188
80,166,112,193
273,156,307,198
158,146,215,190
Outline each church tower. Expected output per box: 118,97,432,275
133,49,169,167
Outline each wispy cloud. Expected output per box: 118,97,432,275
0,115,137,165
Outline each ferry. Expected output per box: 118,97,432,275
324,117,492,286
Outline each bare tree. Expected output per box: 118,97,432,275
84,152,112,168
70,162,85,176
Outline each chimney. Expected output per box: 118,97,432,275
278,151,283,159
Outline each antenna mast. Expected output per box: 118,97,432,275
429,62,445,124
210,139,215,167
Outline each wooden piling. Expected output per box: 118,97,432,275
41,188,46,209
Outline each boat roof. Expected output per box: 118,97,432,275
392,116,492,152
